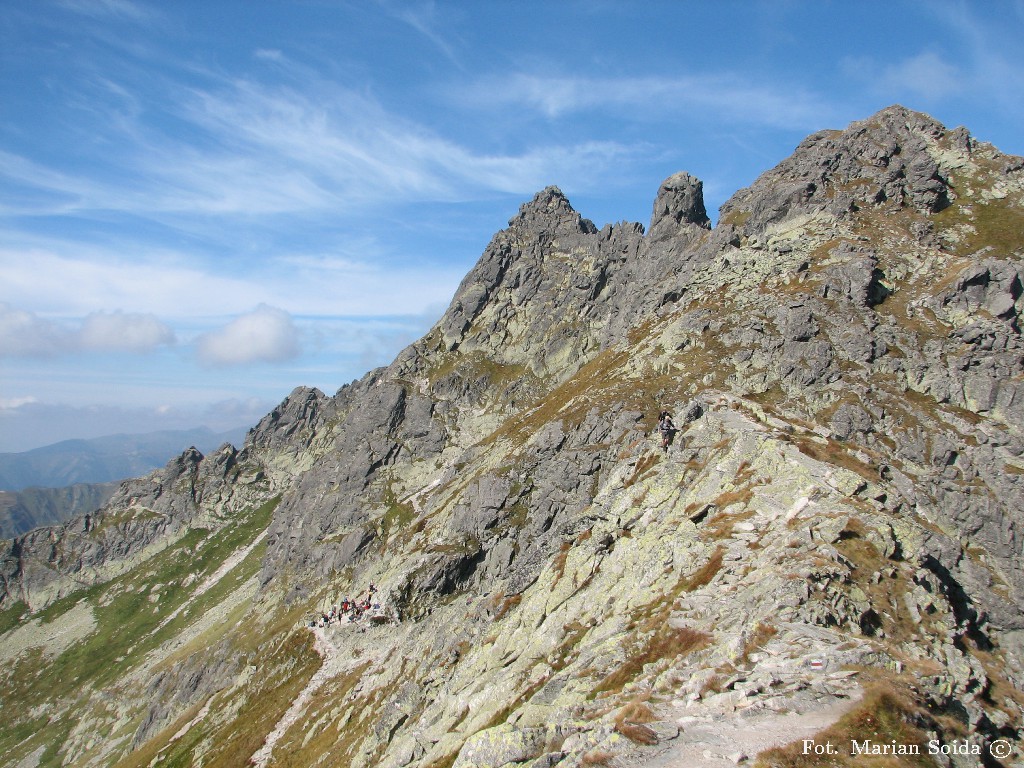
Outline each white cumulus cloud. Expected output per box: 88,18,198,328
0,303,175,357
79,310,176,352
0,303,71,356
196,304,301,367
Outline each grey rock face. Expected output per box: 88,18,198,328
818,245,888,307
719,105,958,233
939,259,1023,325
829,403,874,440
0,447,206,608
246,386,328,456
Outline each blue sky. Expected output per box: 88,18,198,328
1,0,1022,452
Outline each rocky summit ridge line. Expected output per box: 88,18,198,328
1,105,1023,768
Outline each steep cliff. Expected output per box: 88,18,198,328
1,105,1022,768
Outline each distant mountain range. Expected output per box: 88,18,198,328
0,427,248,538
0,426,249,492
0,483,120,540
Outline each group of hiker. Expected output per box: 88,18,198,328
310,584,381,628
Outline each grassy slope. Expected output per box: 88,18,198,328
0,496,309,768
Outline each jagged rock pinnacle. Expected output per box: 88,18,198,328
648,171,711,239
507,185,598,236
5,106,1024,768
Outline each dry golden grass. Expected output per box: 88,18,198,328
423,751,459,768
549,620,590,672
269,660,374,768
492,591,522,621
592,626,710,697
624,451,660,488
703,507,755,540
684,547,725,591
198,630,323,768
740,621,779,665
754,685,938,768
699,673,726,697
551,541,573,585
614,722,659,745
615,697,657,726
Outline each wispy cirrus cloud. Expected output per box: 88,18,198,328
450,72,840,130
929,1,1024,118
841,51,964,103
879,52,964,100
0,244,260,318
57,0,153,22
2,72,639,222
175,78,639,206
375,0,463,66
0,150,110,216
0,235,466,319
838,4,1024,120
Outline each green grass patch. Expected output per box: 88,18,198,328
0,599,28,635
87,507,161,538
936,196,1024,260
719,208,752,228
0,496,281,764
115,626,321,768
379,489,416,543
485,348,632,446
268,661,371,767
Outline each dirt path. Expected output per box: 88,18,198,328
635,691,860,767
249,627,340,768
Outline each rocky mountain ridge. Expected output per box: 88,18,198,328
1,105,1023,768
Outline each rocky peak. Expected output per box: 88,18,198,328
245,387,327,452
647,171,711,240
719,104,969,234
435,184,639,363
505,185,598,237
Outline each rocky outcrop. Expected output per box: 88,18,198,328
647,171,711,240
720,105,959,233
0,449,206,609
